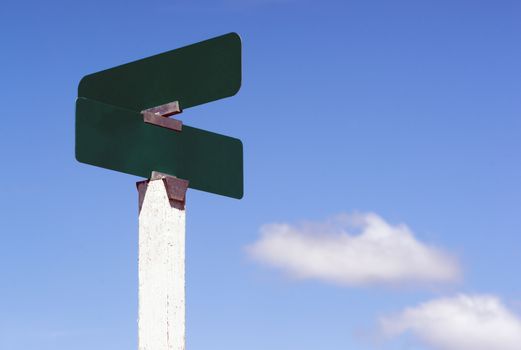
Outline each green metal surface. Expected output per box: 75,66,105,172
76,97,243,199
78,33,241,112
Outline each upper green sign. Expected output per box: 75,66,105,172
75,33,243,199
78,32,241,111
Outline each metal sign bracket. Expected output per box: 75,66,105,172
137,171,189,211
141,101,183,132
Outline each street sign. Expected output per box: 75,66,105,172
75,33,244,199
76,97,243,199
75,32,245,350
78,32,241,111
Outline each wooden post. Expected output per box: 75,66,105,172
137,176,188,350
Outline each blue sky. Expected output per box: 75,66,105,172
1,0,520,349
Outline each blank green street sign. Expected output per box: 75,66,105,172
75,33,243,199
78,32,241,112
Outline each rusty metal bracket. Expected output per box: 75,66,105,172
141,101,183,132
137,171,189,212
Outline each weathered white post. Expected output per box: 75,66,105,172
137,172,189,350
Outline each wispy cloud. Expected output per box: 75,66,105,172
246,212,460,286
380,294,521,350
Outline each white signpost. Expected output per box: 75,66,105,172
137,173,189,350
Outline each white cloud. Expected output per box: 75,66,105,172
380,294,521,350
246,212,460,286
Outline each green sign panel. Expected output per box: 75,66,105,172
75,33,243,199
78,32,242,111
76,98,243,198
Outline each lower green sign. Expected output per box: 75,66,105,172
76,97,243,199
